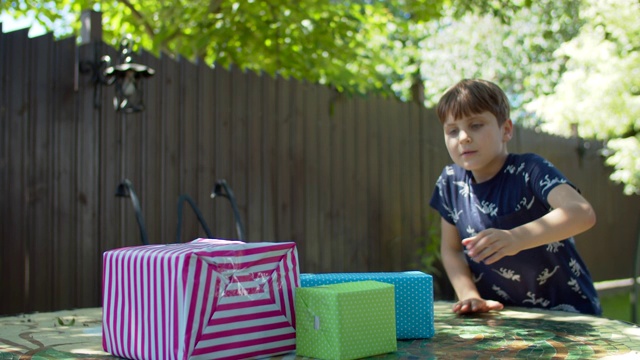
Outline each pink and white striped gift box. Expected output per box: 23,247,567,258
102,238,300,360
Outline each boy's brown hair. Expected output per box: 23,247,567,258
436,79,510,126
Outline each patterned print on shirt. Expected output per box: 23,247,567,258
454,181,471,197
475,200,498,217
568,278,588,299
492,268,521,282
472,273,484,283
539,174,567,194
569,258,583,277
537,266,560,285
446,165,455,175
492,284,512,301
515,196,535,211
436,176,447,197
524,292,551,307
465,225,477,236
546,242,565,253
504,162,526,175
442,203,463,223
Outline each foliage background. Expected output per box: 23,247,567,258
6,0,629,193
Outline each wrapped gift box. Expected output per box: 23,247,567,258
102,238,300,360
295,280,397,360
300,271,434,339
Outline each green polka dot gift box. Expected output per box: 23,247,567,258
300,271,434,339
295,280,397,360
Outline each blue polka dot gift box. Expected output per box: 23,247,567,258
300,271,434,339
295,280,397,360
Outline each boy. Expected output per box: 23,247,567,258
429,79,601,315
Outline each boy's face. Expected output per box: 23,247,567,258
443,111,513,183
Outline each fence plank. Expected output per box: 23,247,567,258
317,86,332,272
302,83,320,272
230,66,248,241
196,61,217,241
276,76,292,242
0,27,7,313
261,73,277,242
403,102,422,269
246,70,263,242
367,96,382,271
178,59,200,242
213,65,232,239
28,34,55,311
2,30,30,314
157,55,182,245
291,80,305,255
343,96,357,271
52,37,82,311
398,101,412,270
139,50,163,246
75,40,102,308
354,97,370,270
330,94,346,271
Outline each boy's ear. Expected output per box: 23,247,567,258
502,119,514,142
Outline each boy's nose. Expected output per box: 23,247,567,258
459,130,472,144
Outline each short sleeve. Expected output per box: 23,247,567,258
523,154,576,208
429,168,455,225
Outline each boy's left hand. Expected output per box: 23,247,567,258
462,228,520,264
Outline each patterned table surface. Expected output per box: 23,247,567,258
1,302,639,359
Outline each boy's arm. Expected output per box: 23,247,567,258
441,217,504,313
463,183,597,265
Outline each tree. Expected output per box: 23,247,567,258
400,0,582,126
526,0,640,194
9,1,635,192
2,0,534,96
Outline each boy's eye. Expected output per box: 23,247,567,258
471,123,483,129
447,128,459,135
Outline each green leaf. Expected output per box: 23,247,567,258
57,317,76,326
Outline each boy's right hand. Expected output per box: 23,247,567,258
452,298,504,314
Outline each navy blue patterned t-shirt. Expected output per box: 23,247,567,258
429,153,601,315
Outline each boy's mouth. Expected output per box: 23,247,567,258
461,150,477,156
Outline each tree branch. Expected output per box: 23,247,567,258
119,0,156,39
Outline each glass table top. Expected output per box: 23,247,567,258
1,302,639,359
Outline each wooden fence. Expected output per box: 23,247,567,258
1,20,639,315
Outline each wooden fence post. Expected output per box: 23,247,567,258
80,10,102,45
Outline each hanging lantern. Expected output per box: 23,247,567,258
104,35,155,113
80,34,155,113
